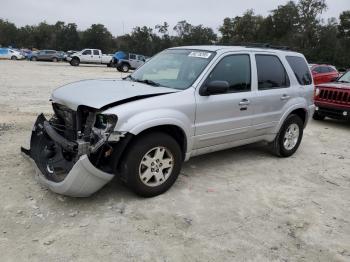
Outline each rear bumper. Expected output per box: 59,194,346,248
21,114,115,197
314,102,350,120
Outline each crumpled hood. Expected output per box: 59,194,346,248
317,82,350,90
51,79,178,110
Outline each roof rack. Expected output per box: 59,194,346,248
233,43,291,51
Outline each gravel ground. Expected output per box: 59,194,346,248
0,60,349,262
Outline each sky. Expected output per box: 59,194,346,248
0,0,349,36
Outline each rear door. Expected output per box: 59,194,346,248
92,49,102,63
249,54,294,137
194,53,255,149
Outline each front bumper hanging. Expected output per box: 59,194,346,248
21,114,115,197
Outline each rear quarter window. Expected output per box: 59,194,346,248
286,56,312,85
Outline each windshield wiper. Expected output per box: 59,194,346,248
337,80,350,83
135,79,161,86
123,75,161,87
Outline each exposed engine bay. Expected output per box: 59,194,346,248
21,103,130,196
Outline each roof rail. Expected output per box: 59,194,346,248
234,43,291,51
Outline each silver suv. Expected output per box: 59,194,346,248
22,46,315,197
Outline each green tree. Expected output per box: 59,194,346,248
81,24,114,52
0,19,18,47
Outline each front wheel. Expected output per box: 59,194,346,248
70,58,79,66
11,56,17,60
270,114,304,157
52,57,58,62
120,132,182,197
120,63,130,73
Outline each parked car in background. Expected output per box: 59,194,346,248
22,45,315,198
30,50,62,62
111,51,146,72
309,64,339,85
313,70,350,121
0,48,24,60
67,49,113,66
64,50,78,61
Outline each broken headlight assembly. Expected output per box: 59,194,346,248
22,104,122,183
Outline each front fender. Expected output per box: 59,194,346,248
114,109,194,153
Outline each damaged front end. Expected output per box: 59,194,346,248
21,103,130,197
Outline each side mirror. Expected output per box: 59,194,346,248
200,80,229,96
312,71,317,75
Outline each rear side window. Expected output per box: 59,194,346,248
130,54,136,59
286,56,312,85
256,55,290,90
207,54,251,93
93,50,99,55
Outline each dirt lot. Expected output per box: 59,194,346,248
0,60,349,262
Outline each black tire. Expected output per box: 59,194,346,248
120,132,183,197
313,111,325,121
52,57,58,62
31,56,37,61
70,57,79,66
116,67,123,72
11,56,17,60
121,63,130,73
270,114,304,157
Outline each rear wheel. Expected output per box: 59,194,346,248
120,132,182,197
270,114,304,157
313,111,325,121
31,56,37,61
52,57,58,62
11,56,17,60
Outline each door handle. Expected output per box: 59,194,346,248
239,99,250,106
280,94,291,101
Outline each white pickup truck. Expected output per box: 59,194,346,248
67,49,113,67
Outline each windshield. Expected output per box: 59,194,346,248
337,71,350,83
130,49,215,90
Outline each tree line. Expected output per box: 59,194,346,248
0,0,349,67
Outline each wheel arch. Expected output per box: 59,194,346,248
274,105,308,134
133,124,187,160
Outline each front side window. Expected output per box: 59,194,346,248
206,54,251,93
82,50,91,55
286,56,312,85
256,55,290,90
131,49,215,90
130,54,136,60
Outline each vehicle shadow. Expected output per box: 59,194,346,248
55,142,271,207
313,118,350,130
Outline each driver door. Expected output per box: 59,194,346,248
194,53,255,149
80,49,92,63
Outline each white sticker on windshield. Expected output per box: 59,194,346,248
188,51,212,59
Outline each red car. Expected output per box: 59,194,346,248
313,70,350,121
309,64,340,85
